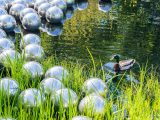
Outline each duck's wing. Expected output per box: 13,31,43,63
119,59,136,71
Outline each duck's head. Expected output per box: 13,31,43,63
111,54,120,63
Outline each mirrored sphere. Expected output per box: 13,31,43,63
10,0,27,7
79,94,106,115
65,7,74,20
103,62,115,74
65,0,75,7
0,29,7,38
46,6,64,23
50,0,67,12
24,0,35,8
51,88,78,108
45,66,69,81
34,0,47,11
0,0,8,10
23,44,44,60
77,0,88,11
20,34,41,49
19,88,45,107
0,15,17,32
98,1,112,13
0,78,19,96
9,4,26,20
45,23,63,36
38,2,52,18
82,78,107,96
22,13,41,30
23,61,44,78
40,78,65,95
20,8,37,21
72,116,92,120
0,38,15,53
0,8,7,16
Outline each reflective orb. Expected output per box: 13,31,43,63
72,116,92,120
82,78,107,96
20,34,41,49
23,61,44,78
23,44,44,60
45,23,63,36
22,13,41,30
65,0,75,7
51,88,78,108
34,0,47,11
65,7,74,20
0,8,7,16
38,2,52,18
46,6,64,23
0,29,7,38
79,94,106,115
0,38,15,53
45,66,69,81
10,0,27,7
98,1,112,13
19,88,45,107
9,4,26,20
50,0,67,12
0,77,19,96
103,62,115,74
40,78,65,95
0,15,17,32
77,0,88,11
24,0,35,8
20,8,37,21
0,0,8,10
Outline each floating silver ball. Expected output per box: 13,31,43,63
20,8,37,21
50,0,67,12
0,15,17,32
0,0,8,10
38,2,52,18
0,77,19,96
0,8,7,16
51,88,78,108
98,1,112,13
40,78,65,95
0,29,7,38
9,4,26,20
0,38,15,53
23,44,44,60
24,0,35,8
79,94,106,115
22,13,41,30
34,0,47,11
103,62,115,74
46,6,64,23
45,23,63,36
23,61,44,78
72,116,92,120
77,0,88,11
65,8,74,20
45,66,69,81
19,88,45,107
65,0,75,7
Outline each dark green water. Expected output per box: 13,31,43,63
41,0,160,66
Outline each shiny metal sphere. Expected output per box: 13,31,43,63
38,2,52,18
10,0,27,7
45,66,69,81
46,6,64,23
0,77,19,96
0,8,7,16
23,44,44,60
51,88,78,108
50,0,67,12
23,61,44,78
0,0,8,10
0,29,7,38
0,38,15,53
103,62,115,74
22,13,41,30
34,0,47,11
65,7,74,20
77,0,88,11
20,8,37,21
65,0,75,7
82,78,107,96
45,23,63,36
72,116,92,120
40,78,65,95
79,94,106,115
9,4,26,20
24,0,35,8
0,15,17,32
98,1,112,13
19,88,45,107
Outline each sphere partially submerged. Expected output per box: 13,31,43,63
51,88,78,108
98,1,112,13
38,2,52,18
45,23,63,36
72,116,92,120
19,88,45,107
77,0,88,11
20,8,37,21
0,8,7,16
0,38,15,53
50,0,67,12
0,29,7,38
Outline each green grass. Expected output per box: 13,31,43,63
0,56,160,120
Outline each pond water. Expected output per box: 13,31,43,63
40,0,160,66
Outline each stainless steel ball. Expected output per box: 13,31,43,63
0,38,15,53
0,77,19,96
22,13,41,30
40,78,65,95
34,0,47,11
45,23,63,36
19,88,45,107
38,2,52,18
9,4,26,20
77,0,88,11
82,78,107,96
0,29,7,38
20,8,37,21
65,7,74,20
0,8,7,16
0,15,17,32
79,94,106,115
0,0,8,10
51,88,78,108
23,44,45,60
98,1,112,13
65,0,75,7
46,6,64,23
24,0,35,8
45,66,69,81
23,61,44,78
50,0,67,12
72,116,92,120
103,62,115,74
